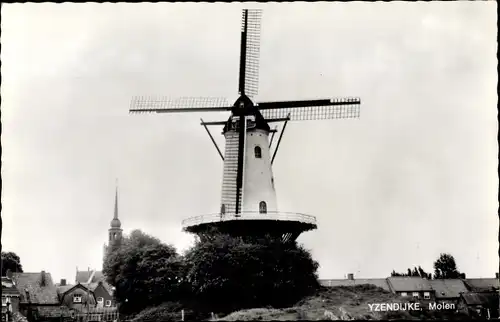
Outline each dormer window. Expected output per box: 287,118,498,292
259,201,267,214
254,146,262,159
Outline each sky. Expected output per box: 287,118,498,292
1,2,498,283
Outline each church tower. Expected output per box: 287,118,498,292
103,182,124,269
108,184,123,248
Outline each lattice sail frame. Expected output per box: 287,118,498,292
129,96,231,113
242,9,263,98
260,98,361,121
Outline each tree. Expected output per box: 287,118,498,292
184,232,320,314
433,253,462,279
391,266,430,278
1,252,23,276
103,230,185,314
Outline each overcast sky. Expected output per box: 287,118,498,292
1,2,497,283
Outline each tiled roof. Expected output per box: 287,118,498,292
319,279,391,291
461,292,499,307
56,284,85,301
81,281,114,295
464,278,499,292
11,272,59,304
429,279,468,299
387,277,433,292
75,271,105,284
2,277,21,296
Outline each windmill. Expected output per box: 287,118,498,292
130,9,361,242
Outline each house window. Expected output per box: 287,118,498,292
259,201,267,214
412,292,419,298
424,292,430,299
97,297,104,305
254,146,262,159
73,294,82,303
105,300,112,307
400,292,408,297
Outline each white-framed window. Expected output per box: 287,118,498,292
412,292,419,298
1,298,6,306
424,292,430,299
259,201,267,214
105,300,112,307
400,292,408,297
97,297,104,305
73,294,82,303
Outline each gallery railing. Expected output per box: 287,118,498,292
181,211,317,228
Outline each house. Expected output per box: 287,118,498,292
2,274,21,322
10,271,70,321
458,291,499,319
463,278,500,292
74,270,116,308
386,276,435,301
81,282,115,308
428,279,468,306
319,274,391,292
56,283,96,312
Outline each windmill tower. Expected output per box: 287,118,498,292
130,9,361,242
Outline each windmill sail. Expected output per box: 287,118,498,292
238,9,263,98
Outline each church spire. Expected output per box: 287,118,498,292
114,179,119,220
110,179,121,229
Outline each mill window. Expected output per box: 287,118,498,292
259,201,267,214
412,292,419,298
254,146,262,159
423,292,430,299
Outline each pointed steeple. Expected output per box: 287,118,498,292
110,179,121,229
114,182,119,220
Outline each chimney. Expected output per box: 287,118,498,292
347,273,354,280
6,269,13,279
60,279,67,286
40,271,46,286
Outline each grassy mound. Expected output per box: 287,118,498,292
131,284,472,321
220,284,412,320
220,284,470,320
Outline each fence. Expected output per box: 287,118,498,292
74,308,119,322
